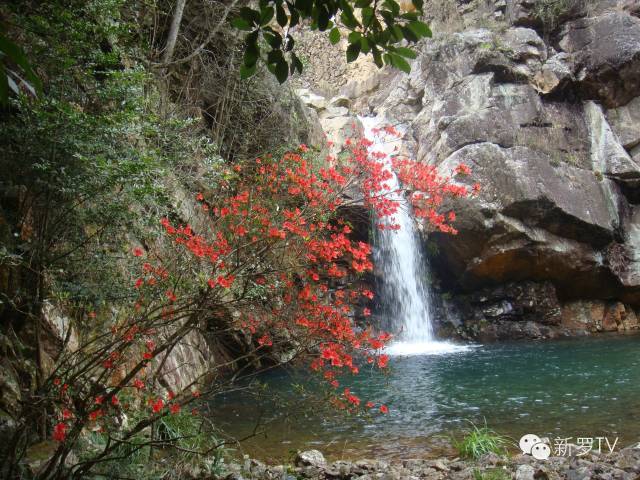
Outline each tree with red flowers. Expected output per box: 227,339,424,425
7,128,475,479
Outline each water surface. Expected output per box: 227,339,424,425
211,335,640,461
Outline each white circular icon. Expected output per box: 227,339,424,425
531,442,551,460
519,434,542,454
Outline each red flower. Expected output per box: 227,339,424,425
151,398,164,413
134,379,145,390
89,409,103,421
133,247,144,257
216,275,235,288
53,422,67,442
454,164,471,175
111,395,119,406
377,354,389,368
380,405,389,414
170,403,181,414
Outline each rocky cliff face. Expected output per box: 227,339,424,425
297,0,640,340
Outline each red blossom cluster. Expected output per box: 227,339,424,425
150,136,475,411
50,131,475,444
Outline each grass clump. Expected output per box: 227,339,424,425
453,422,509,459
473,467,511,480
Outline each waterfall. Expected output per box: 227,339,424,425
359,115,469,356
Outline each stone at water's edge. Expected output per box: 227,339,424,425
295,449,327,468
217,448,640,480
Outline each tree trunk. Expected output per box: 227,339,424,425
162,0,187,64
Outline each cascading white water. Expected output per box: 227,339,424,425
359,115,470,356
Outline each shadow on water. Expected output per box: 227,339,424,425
209,334,640,462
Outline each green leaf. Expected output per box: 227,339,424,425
390,25,404,42
289,8,300,27
260,6,275,25
231,17,253,30
240,62,257,79
263,31,283,49
276,4,288,27
408,21,432,38
347,31,361,43
346,42,361,62
340,11,360,29
244,43,260,67
389,52,411,73
380,10,395,27
317,6,330,30
355,0,372,6
400,12,419,21
274,59,289,83
239,7,261,25
360,37,371,53
394,46,417,59
291,52,304,74
329,27,341,45
362,7,374,27
296,0,313,15
400,25,418,42
372,47,383,68
383,0,400,16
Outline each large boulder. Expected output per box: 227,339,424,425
558,11,640,108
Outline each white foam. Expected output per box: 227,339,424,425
384,340,478,356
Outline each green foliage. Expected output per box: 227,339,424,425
232,0,432,82
78,411,228,479
533,0,583,31
0,0,222,313
453,422,509,459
